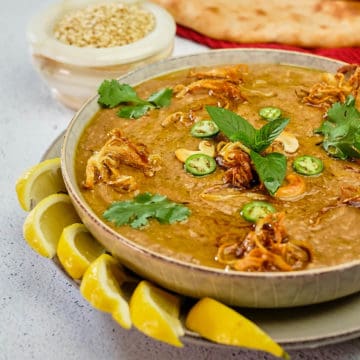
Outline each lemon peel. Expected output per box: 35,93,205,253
57,223,105,279
80,253,132,329
23,193,81,258
16,158,66,211
130,280,184,347
185,297,289,359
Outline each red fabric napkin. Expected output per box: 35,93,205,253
177,25,360,64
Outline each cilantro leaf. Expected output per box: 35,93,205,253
98,80,144,108
147,88,173,108
117,104,153,119
103,192,191,229
316,95,360,159
250,151,287,195
97,80,172,119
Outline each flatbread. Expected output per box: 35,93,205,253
152,0,360,48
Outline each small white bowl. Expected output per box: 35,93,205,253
27,0,175,110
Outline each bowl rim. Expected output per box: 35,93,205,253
27,0,175,67
61,48,360,281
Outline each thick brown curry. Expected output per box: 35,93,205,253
75,64,360,271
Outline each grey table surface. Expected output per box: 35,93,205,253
2,1,360,359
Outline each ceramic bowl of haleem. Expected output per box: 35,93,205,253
27,0,175,110
61,49,360,308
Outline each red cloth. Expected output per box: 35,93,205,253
176,24,360,64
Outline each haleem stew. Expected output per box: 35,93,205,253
74,63,360,272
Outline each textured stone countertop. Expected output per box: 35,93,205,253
1,1,360,359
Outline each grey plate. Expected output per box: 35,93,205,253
43,132,360,351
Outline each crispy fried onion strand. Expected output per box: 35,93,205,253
83,128,160,192
174,78,246,102
216,141,258,189
189,64,249,82
164,65,248,128
216,213,312,272
301,64,360,109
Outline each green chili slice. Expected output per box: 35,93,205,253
293,155,324,176
259,106,282,121
184,154,216,176
190,120,220,138
241,201,276,223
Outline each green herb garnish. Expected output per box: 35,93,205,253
206,106,288,195
206,106,288,152
250,151,287,195
103,192,191,229
98,80,173,119
316,95,360,160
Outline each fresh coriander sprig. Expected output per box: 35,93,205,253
316,95,360,160
206,106,288,195
103,192,191,229
97,80,173,119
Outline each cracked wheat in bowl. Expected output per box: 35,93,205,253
27,0,175,110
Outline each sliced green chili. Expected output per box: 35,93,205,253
241,201,276,223
184,154,216,176
259,106,282,121
293,155,324,176
190,120,220,138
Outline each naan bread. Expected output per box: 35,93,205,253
152,0,360,48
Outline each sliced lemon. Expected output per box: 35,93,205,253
80,253,131,329
23,193,81,258
57,223,105,280
130,280,184,347
185,297,289,359
16,157,67,211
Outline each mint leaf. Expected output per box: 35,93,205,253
206,106,256,146
254,118,289,152
103,192,191,229
206,106,289,194
317,95,360,159
206,106,288,152
250,151,287,195
97,80,172,119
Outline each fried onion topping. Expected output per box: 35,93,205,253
216,213,312,272
164,65,248,129
301,64,360,109
216,141,258,189
189,64,249,82
83,128,160,192
175,78,246,102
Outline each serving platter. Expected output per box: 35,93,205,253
43,132,360,351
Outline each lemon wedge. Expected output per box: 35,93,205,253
185,297,289,359
130,280,184,347
16,158,66,211
57,223,105,280
80,253,132,329
23,193,81,258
